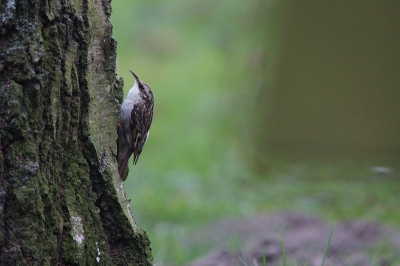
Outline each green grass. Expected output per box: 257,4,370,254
321,223,334,266
110,1,400,265
281,238,287,266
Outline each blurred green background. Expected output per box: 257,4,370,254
111,0,400,264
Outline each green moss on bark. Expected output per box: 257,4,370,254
0,0,152,265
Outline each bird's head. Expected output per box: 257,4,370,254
129,70,153,103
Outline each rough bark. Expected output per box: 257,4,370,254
0,0,152,265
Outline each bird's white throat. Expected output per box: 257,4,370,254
126,81,141,102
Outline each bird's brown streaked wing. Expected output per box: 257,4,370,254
130,103,153,164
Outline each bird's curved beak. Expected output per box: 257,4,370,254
129,70,141,85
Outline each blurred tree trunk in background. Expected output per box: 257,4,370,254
0,0,152,265
254,0,400,159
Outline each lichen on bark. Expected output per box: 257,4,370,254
0,0,152,265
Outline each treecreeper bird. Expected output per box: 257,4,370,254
118,70,154,180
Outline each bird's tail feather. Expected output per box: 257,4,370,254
117,124,133,181
118,154,130,181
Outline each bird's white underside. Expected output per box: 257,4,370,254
126,81,141,103
120,81,141,122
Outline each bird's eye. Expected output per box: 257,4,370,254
139,85,144,91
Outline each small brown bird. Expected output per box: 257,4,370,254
118,70,154,180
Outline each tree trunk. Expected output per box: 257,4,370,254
0,0,152,265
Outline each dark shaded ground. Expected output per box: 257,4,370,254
189,213,400,266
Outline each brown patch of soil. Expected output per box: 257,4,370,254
189,212,400,266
